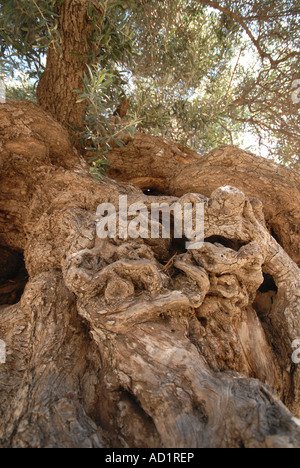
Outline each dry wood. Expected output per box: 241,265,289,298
0,101,299,448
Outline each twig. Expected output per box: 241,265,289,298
163,253,177,271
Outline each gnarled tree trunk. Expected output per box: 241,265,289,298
0,101,299,448
36,0,99,130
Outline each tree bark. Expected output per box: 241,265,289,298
36,0,99,130
107,133,300,267
0,101,300,448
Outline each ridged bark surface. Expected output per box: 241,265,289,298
36,0,96,130
0,101,299,448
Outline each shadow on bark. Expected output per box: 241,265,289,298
0,101,299,448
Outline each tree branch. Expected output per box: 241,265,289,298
195,0,276,65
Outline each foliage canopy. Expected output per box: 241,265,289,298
0,0,299,169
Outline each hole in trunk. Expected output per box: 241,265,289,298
170,235,189,256
253,273,278,320
270,226,281,244
205,235,247,252
258,273,278,294
116,389,161,448
146,211,189,264
197,316,208,327
143,187,165,197
0,246,29,305
253,272,294,408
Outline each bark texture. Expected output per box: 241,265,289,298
107,133,300,267
37,0,99,130
0,101,300,448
